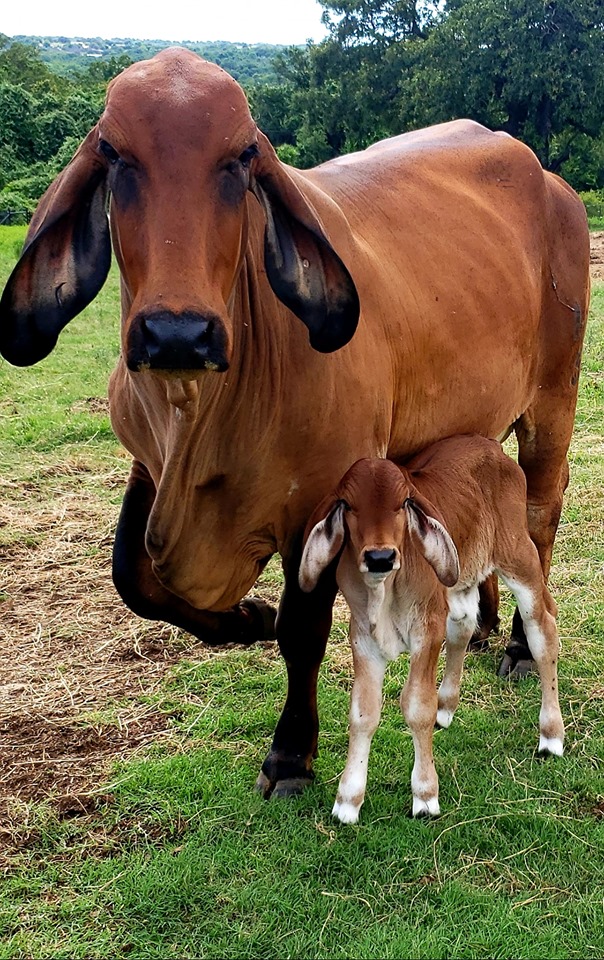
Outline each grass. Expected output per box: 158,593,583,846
0,226,603,959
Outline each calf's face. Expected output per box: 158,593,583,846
299,459,460,593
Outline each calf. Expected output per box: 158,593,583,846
299,435,564,823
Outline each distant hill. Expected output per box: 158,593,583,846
12,35,288,84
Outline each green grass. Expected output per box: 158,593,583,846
1,227,604,959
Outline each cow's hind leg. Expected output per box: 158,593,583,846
113,461,276,644
469,575,500,651
256,548,338,798
500,397,576,678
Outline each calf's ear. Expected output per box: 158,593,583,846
405,494,460,587
299,500,347,592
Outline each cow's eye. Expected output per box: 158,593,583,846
99,139,120,165
238,144,259,168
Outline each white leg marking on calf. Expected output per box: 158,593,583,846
437,586,479,729
333,633,387,824
501,574,565,755
402,634,440,817
538,734,564,757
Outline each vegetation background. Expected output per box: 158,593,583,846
1,0,604,223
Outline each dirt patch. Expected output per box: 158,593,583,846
590,231,604,282
0,466,281,851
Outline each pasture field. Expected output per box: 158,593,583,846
0,222,603,959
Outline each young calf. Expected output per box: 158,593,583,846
299,435,564,823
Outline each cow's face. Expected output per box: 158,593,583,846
99,54,259,375
0,49,359,373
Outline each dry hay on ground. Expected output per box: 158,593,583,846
0,463,285,856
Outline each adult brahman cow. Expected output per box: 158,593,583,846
0,48,590,798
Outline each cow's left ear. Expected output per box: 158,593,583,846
250,132,359,354
0,125,111,367
405,494,460,588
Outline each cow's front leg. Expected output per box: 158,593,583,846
400,620,442,817
113,461,276,644
333,627,388,824
256,550,338,798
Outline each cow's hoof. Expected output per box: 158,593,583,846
497,642,537,679
255,769,314,799
239,599,277,643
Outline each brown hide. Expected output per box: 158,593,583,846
0,48,590,616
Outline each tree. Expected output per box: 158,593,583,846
401,0,604,170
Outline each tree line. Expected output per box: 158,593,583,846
1,0,603,224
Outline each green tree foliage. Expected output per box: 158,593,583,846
0,36,127,221
273,0,604,187
400,0,604,173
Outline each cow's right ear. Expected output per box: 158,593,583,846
299,499,347,592
0,125,111,367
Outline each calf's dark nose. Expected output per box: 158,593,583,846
364,548,397,573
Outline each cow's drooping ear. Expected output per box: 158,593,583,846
405,494,460,587
0,126,111,367
250,131,359,354
299,499,347,592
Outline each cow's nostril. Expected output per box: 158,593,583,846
364,548,397,573
200,319,213,341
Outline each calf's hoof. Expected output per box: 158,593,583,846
332,798,361,824
412,796,440,818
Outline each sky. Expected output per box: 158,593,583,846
2,0,329,47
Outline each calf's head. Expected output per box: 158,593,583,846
299,459,460,592
0,48,359,373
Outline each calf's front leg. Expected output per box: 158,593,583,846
437,585,480,729
401,622,442,817
333,626,388,824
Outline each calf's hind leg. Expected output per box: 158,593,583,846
501,403,575,678
499,564,564,755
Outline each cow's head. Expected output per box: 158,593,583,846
299,459,460,592
0,48,359,372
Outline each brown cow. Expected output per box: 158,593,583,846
299,439,564,822
0,49,589,799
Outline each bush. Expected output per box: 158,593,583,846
0,189,35,224
580,189,604,229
